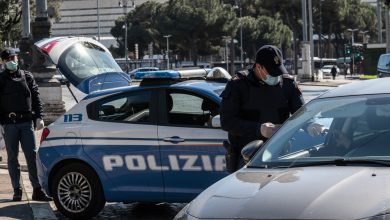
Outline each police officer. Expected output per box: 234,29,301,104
0,48,51,201
220,45,304,172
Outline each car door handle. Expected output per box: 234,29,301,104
163,136,185,143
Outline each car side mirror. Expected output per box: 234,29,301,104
211,115,221,128
241,140,263,163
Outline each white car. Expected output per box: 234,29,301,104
320,65,339,77
176,78,390,220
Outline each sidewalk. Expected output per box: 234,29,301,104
0,129,57,220
297,75,361,87
0,169,33,219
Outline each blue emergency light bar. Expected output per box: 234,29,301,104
134,69,209,80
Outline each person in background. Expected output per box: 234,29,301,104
331,65,337,80
0,48,51,201
220,45,304,172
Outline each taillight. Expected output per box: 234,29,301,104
40,128,50,144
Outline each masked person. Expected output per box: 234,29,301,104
0,48,51,201
220,45,304,172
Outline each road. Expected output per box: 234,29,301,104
54,84,335,219
301,85,333,103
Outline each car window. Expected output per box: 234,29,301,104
250,94,390,168
285,117,333,154
95,90,152,123
63,42,122,81
165,91,219,128
378,54,390,68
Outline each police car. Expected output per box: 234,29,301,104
34,37,228,218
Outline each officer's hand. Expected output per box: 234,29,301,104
35,118,44,131
260,123,281,139
307,122,326,137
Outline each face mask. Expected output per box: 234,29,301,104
263,74,280,86
5,61,18,72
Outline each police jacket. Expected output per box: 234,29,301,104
220,69,304,151
0,68,43,124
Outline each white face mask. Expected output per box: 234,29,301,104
263,74,280,86
5,60,18,71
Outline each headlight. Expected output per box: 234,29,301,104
174,203,196,220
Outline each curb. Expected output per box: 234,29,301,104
297,82,346,87
297,78,360,87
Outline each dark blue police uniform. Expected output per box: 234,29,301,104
219,45,304,172
221,69,303,146
0,48,50,201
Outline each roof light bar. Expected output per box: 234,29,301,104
134,69,209,80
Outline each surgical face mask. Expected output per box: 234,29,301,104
5,61,18,72
263,74,280,86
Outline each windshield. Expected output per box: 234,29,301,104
60,41,123,83
249,94,390,168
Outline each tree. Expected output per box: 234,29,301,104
254,0,300,51
245,0,301,73
0,0,62,49
154,0,236,65
241,15,292,60
0,0,22,45
319,0,376,58
111,1,163,58
259,0,376,59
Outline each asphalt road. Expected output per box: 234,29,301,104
301,85,333,103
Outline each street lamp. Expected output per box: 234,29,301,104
347,28,359,44
119,0,135,73
222,36,231,71
97,0,100,41
234,0,244,69
164,35,172,69
359,30,369,43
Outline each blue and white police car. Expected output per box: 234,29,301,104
34,37,229,219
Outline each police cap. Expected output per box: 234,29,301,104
255,45,287,77
1,48,17,60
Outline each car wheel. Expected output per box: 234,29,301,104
51,162,106,219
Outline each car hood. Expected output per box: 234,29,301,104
34,37,130,94
188,166,390,219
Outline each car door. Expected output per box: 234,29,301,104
157,89,228,202
81,89,164,202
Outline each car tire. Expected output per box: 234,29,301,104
51,162,106,219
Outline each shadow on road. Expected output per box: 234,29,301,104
56,202,187,219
